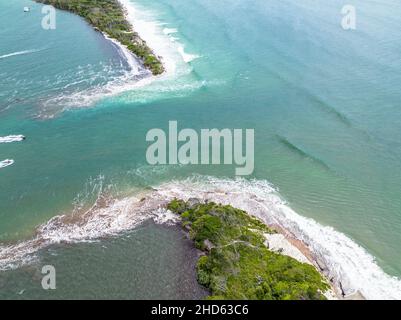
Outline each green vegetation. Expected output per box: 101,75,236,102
167,199,329,300
34,0,164,75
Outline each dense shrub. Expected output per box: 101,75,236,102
35,0,164,74
168,199,329,300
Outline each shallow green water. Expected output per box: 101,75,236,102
1,0,401,298
0,222,207,299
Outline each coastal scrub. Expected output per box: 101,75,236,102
167,199,329,300
34,0,164,75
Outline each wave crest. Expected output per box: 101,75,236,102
0,135,25,143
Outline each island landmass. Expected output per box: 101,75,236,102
167,199,330,300
31,0,334,301
34,0,164,75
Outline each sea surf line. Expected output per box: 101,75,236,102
39,0,202,116
1,175,400,299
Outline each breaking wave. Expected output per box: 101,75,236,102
159,177,401,299
0,135,25,143
37,0,202,118
1,175,400,299
177,46,200,63
0,188,178,270
0,159,14,169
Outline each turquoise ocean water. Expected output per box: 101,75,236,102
1,0,401,298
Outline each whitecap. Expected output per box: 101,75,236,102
0,159,14,169
177,46,200,63
163,28,178,35
0,135,25,143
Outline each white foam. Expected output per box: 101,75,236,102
0,159,14,169
0,193,178,270
163,28,178,35
0,135,25,143
119,0,180,75
38,0,202,117
0,49,41,60
2,175,397,299
177,46,200,63
153,176,401,300
102,33,142,75
118,0,202,76
169,36,180,43
38,33,151,117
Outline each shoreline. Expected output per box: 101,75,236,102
167,199,332,300
0,177,400,299
2,0,398,302
153,178,401,299
265,224,363,300
33,0,200,115
33,0,164,75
